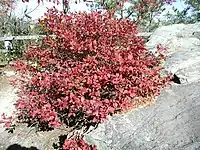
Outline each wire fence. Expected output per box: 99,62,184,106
0,32,152,51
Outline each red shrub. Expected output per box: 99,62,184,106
63,138,96,150
12,8,171,129
0,113,12,128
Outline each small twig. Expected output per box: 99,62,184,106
25,4,40,16
125,11,134,19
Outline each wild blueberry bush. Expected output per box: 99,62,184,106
2,8,171,150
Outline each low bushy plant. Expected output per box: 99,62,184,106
12,8,171,128
62,138,96,150
1,8,171,149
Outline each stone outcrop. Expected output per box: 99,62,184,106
85,83,200,150
146,22,200,84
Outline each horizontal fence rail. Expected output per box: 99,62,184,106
0,32,152,42
0,32,152,52
0,35,46,41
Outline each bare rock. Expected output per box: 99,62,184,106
146,22,200,84
85,83,200,150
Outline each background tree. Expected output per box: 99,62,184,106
21,0,199,28
161,0,199,25
184,0,200,10
0,0,16,14
87,0,175,31
21,0,174,31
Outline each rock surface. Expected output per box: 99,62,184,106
85,83,200,150
146,22,200,84
0,122,68,150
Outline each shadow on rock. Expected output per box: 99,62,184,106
6,144,39,150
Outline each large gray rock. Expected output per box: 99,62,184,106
146,22,200,84
85,83,200,150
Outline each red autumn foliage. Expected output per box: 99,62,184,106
0,113,12,128
63,138,96,150
10,8,171,130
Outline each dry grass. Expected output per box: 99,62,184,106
117,95,156,114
